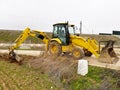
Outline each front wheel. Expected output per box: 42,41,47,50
72,47,84,60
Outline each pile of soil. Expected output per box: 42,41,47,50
0,53,9,61
0,53,37,65
27,53,78,83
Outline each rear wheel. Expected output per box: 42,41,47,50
72,47,84,60
48,41,62,56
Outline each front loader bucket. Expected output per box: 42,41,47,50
98,40,119,64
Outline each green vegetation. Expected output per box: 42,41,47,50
0,60,59,90
79,34,120,45
69,66,120,90
0,30,51,43
0,30,22,43
0,58,119,90
0,29,120,45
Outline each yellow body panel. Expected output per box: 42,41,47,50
51,38,74,53
50,38,62,44
62,44,73,52
70,35,99,58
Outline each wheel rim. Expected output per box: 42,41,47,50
73,50,80,58
49,41,62,56
50,45,58,54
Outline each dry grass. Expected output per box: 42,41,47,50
0,53,120,90
0,56,61,90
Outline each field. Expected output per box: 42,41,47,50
0,29,120,45
0,61,59,90
0,53,120,90
0,30,120,90
0,30,51,43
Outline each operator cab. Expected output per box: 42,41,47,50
52,23,75,45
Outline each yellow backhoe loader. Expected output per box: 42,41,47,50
9,22,118,63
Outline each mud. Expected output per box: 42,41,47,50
0,53,9,61
0,53,37,65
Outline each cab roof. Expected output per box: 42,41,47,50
53,23,68,26
53,23,74,27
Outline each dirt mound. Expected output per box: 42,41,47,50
27,53,78,84
0,53,37,65
0,53,9,61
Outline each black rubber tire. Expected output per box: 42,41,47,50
48,41,62,56
72,47,84,60
83,48,92,57
84,51,92,57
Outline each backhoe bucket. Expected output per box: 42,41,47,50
9,50,22,63
98,40,118,64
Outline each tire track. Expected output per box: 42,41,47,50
0,71,21,90
0,84,4,90
0,71,11,90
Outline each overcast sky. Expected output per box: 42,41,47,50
0,0,120,34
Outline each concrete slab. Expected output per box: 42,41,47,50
84,56,120,70
0,50,44,56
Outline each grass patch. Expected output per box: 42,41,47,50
69,66,120,90
0,60,60,90
0,57,120,90
0,30,52,43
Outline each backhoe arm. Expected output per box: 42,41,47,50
10,27,31,50
10,27,50,51
9,27,50,62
